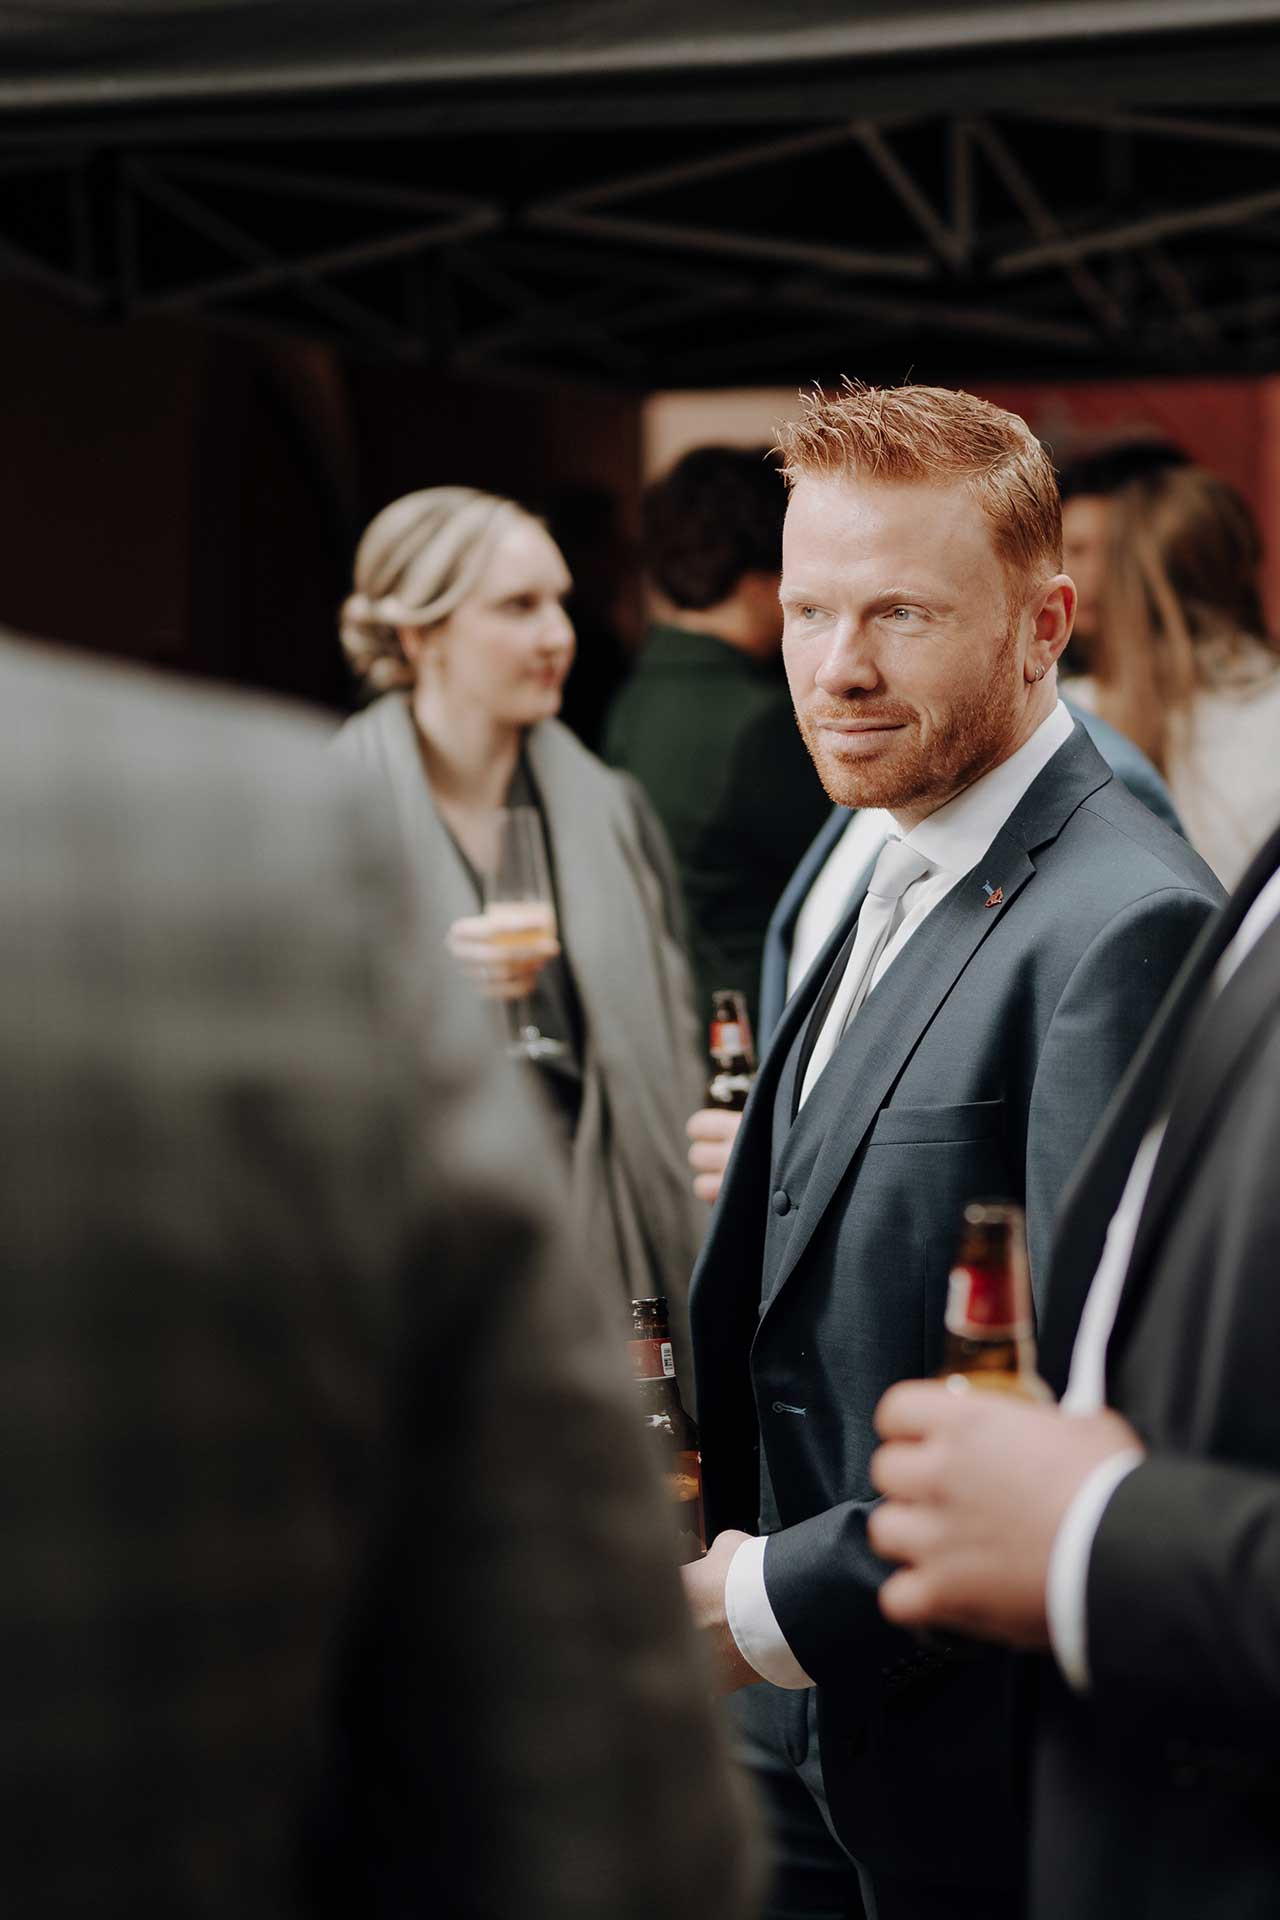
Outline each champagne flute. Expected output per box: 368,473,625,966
482,806,566,1063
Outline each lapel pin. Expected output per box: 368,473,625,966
982,882,1004,910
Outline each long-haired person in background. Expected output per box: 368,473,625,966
335,486,705,1348
1067,465,1280,887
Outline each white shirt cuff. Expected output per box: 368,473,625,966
724,1535,816,1689
1046,1448,1145,1693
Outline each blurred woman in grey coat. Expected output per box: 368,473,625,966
336,487,705,1346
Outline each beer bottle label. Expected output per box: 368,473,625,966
629,1337,676,1381
710,1019,743,1057
945,1265,1025,1339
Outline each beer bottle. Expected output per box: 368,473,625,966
937,1199,1052,1401
629,1296,706,1563
707,988,757,1113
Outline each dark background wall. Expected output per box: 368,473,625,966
0,285,202,673
0,285,644,719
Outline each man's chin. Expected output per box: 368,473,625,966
812,749,923,815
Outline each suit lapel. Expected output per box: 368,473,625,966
757,853,876,1083
1105,909,1280,1375
698,872,875,1302
691,904,846,1378
760,723,1116,1325
760,808,861,1045
774,807,853,948
1037,924,1222,1392
1042,816,1280,1393
788,858,881,1113
762,830,1035,1315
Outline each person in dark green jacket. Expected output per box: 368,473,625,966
604,446,830,1035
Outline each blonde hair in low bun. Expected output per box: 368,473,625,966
339,486,533,693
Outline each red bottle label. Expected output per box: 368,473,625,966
710,1020,744,1057
945,1264,1025,1337
629,1337,676,1381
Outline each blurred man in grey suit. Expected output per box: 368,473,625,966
0,634,759,1920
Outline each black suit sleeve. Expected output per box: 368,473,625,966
1087,1456,1280,1737
1084,1014,1280,1743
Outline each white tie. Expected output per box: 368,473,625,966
799,836,934,1107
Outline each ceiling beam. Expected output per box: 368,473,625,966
968,118,1127,334
997,182,1280,273
1023,107,1280,155
852,122,969,270
121,160,422,356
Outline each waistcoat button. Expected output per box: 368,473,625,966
771,1189,792,1216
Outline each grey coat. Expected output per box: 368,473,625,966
337,694,707,1345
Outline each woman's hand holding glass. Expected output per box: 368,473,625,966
446,907,560,1002
446,805,567,1062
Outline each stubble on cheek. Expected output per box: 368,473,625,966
796,631,1021,814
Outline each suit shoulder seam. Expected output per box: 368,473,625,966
1075,796,1213,891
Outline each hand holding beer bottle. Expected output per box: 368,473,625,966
687,989,758,1205
706,989,757,1113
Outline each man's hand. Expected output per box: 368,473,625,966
686,1109,743,1205
681,1529,762,1693
446,911,560,1002
868,1381,1143,1648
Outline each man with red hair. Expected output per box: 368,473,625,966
681,384,1223,1920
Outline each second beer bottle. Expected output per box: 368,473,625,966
629,1296,705,1563
937,1198,1052,1401
706,988,757,1113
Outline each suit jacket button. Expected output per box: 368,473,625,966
771,1189,792,1216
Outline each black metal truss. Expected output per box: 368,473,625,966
7,107,1280,385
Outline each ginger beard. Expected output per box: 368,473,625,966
796,607,1024,816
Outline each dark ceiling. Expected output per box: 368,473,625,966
4,2,1280,387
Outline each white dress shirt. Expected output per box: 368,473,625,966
1046,862,1280,1690
727,700,1076,1687
788,809,891,997
798,836,936,1107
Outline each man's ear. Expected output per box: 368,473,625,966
1026,575,1075,680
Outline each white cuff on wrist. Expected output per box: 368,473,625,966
724,1535,816,1690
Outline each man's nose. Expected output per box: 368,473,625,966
815,625,879,697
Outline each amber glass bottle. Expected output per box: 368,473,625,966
938,1199,1052,1401
629,1297,706,1563
706,989,757,1113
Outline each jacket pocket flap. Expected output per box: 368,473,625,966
867,1100,1005,1146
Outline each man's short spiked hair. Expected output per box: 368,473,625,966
775,382,1063,598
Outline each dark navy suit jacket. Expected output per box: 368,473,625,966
691,726,1221,1888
